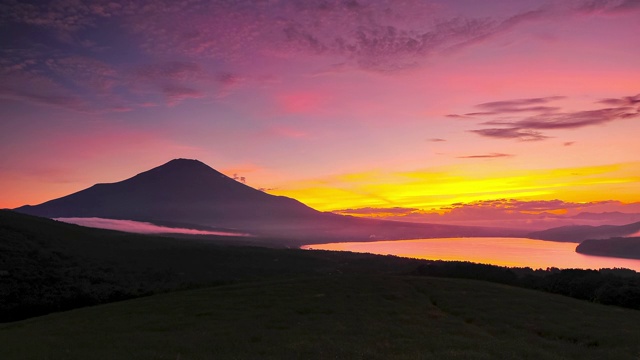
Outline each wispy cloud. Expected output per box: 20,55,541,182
334,207,419,217
576,0,640,14
457,94,640,141
457,153,513,159
469,128,549,141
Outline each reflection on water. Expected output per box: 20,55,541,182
302,237,640,271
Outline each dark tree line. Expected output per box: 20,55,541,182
413,261,640,310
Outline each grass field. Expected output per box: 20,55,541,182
1,275,639,360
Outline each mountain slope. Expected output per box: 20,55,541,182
576,237,640,259
528,221,640,242
14,159,523,243
15,159,321,228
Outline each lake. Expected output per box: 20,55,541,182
302,237,640,271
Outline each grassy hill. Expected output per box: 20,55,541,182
0,210,422,321
1,275,640,359
3,210,640,358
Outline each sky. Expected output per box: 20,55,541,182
1,0,639,227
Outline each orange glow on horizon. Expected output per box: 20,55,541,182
268,162,640,212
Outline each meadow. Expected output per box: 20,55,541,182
2,275,640,359
3,210,640,359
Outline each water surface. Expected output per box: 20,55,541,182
302,237,640,271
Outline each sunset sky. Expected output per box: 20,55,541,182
1,0,639,225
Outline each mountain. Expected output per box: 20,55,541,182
569,212,640,225
528,221,640,243
15,159,523,244
16,159,320,229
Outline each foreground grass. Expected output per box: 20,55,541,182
1,275,639,360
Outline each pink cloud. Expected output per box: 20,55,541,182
463,93,640,141
333,200,640,230
56,217,250,236
457,153,513,159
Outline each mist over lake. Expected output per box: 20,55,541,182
303,237,640,272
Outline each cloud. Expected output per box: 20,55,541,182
331,199,640,230
428,138,446,142
118,61,239,106
474,96,564,114
498,107,638,130
56,217,250,236
333,207,419,217
0,71,89,112
161,85,205,106
446,114,472,119
469,128,549,141
457,153,513,159
1,0,637,113
449,199,615,212
598,93,640,106
576,0,640,14
464,93,640,141
45,56,118,93
135,62,205,83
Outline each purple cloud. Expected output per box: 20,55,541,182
598,93,640,106
466,93,640,141
162,85,205,106
469,128,549,141
505,107,638,130
446,114,472,119
576,0,640,14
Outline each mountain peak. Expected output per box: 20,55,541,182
157,158,214,171
136,158,225,180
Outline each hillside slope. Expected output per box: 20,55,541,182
528,221,640,242
576,237,640,259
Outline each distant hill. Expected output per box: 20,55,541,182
528,221,640,242
576,237,640,260
570,211,640,224
14,159,521,244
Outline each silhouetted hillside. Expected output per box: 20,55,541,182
577,237,640,259
0,210,423,322
15,159,522,244
528,222,640,242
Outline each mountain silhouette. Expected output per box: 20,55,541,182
15,159,523,243
528,221,640,242
15,159,322,228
